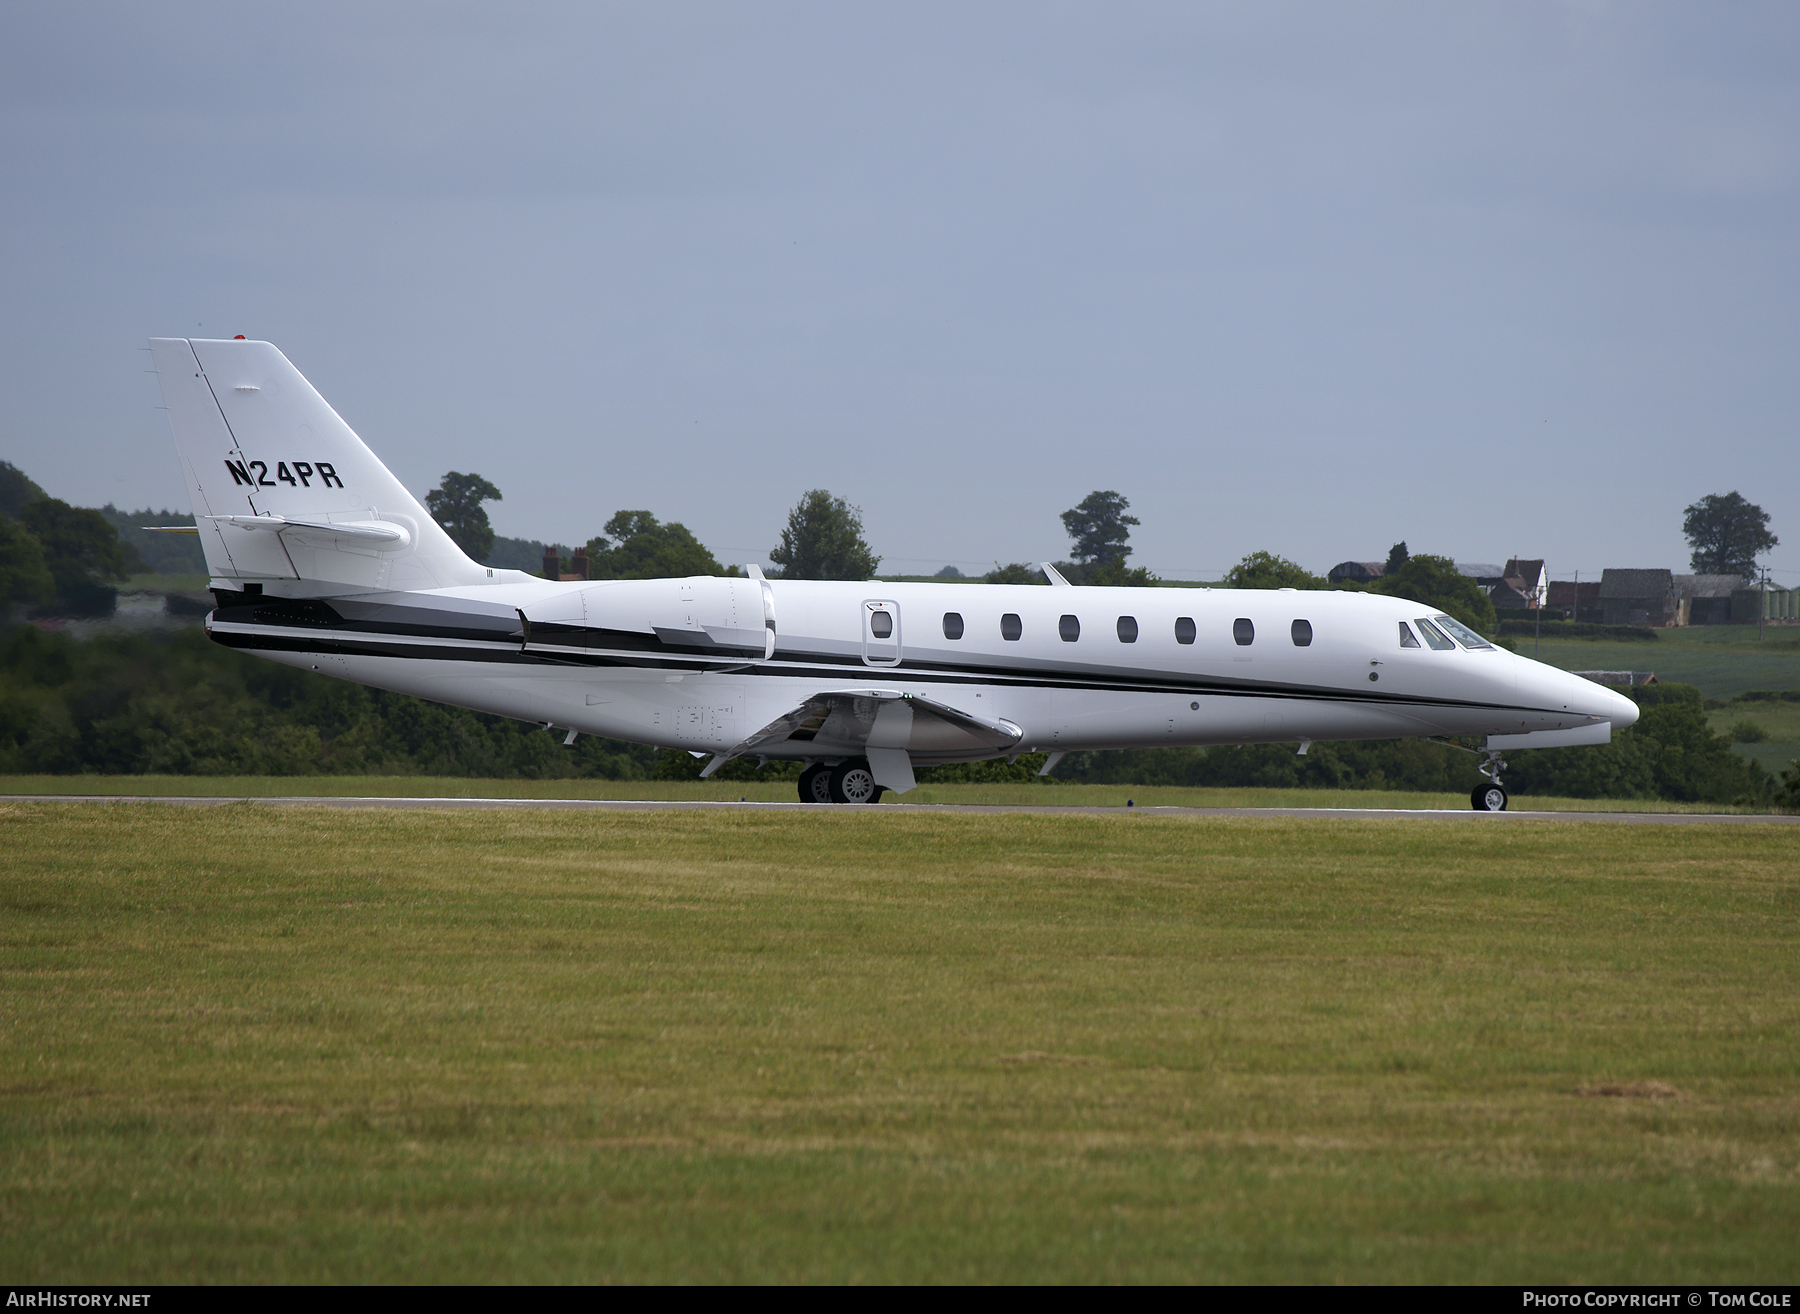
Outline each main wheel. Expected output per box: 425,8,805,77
828,758,885,805
798,763,831,804
1471,783,1508,812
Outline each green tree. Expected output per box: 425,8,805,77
0,518,55,609
1086,560,1161,587
1776,759,1800,813
1682,491,1777,579
425,471,502,562
1383,541,1409,574
0,461,48,520
585,510,724,579
1368,553,1497,633
770,490,880,580
984,562,1046,585
1224,551,1325,590
16,498,141,615
99,505,204,576
1060,490,1138,568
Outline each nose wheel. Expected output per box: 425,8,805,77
1471,750,1508,811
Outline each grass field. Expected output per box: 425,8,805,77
0,774,1778,813
1525,625,1800,702
3,802,1797,1283
1524,626,1800,781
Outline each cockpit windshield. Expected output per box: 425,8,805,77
1432,614,1493,650
1414,618,1456,651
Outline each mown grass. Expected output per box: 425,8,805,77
0,774,1775,813
2,804,1797,1283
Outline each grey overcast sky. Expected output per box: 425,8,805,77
2,2,1795,583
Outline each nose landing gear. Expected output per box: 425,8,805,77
1471,750,1508,811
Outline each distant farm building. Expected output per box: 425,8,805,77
1327,561,1386,585
1575,671,1660,687
1547,580,1602,623
1489,558,1547,610
1600,569,1677,627
1457,562,1508,587
1672,574,1745,626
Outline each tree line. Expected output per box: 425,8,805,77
0,619,1782,805
0,454,1787,803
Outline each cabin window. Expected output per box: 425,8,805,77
1291,619,1312,647
869,610,893,639
1059,614,1080,642
1001,613,1023,641
1414,618,1456,651
1116,615,1138,643
1432,614,1494,650
1399,622,1421,649
1233,618,1255,646
1174,616,1196,645
943,612,964,640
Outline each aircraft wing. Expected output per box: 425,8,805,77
699,689,1023,787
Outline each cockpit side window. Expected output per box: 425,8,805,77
1414,618,1456,651
1433,614,1494,650
1399,622,1421,649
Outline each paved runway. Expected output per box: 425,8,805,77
7,795,1799,824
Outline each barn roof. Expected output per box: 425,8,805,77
1599,568,1672,599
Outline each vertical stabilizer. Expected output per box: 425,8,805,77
149,337,488,592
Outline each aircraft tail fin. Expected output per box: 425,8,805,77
149,337,489,593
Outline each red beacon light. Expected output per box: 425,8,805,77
234,334,246,339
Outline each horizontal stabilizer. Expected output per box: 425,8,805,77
207,514,413,548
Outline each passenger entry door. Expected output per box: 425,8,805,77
862,599,901,666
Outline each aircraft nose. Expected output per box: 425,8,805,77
1567,671,1639,729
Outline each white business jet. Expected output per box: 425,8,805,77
147,337,1637,810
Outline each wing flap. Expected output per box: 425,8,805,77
697,690,1023,780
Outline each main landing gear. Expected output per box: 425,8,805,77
798,759,886,805
1471,749,1508,812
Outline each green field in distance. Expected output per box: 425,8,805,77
3,802,1796,1283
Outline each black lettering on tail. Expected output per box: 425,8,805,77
276,462,298,486
293,461,314,486
316,462,343,488
225,459,253,486
250,460,274,487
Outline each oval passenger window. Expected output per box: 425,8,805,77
870,610,893,639
1291,619,1312,647
1059,614,1080,642
1174,616,1196,645
943,612,964,640
1116,615,1138,643
1233,618,1255,646
1001,613,1022,641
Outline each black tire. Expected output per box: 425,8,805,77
798,763,831,804
1471,783,1508,812
828,758,885,805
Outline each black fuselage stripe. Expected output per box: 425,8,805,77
209,621,1561,717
